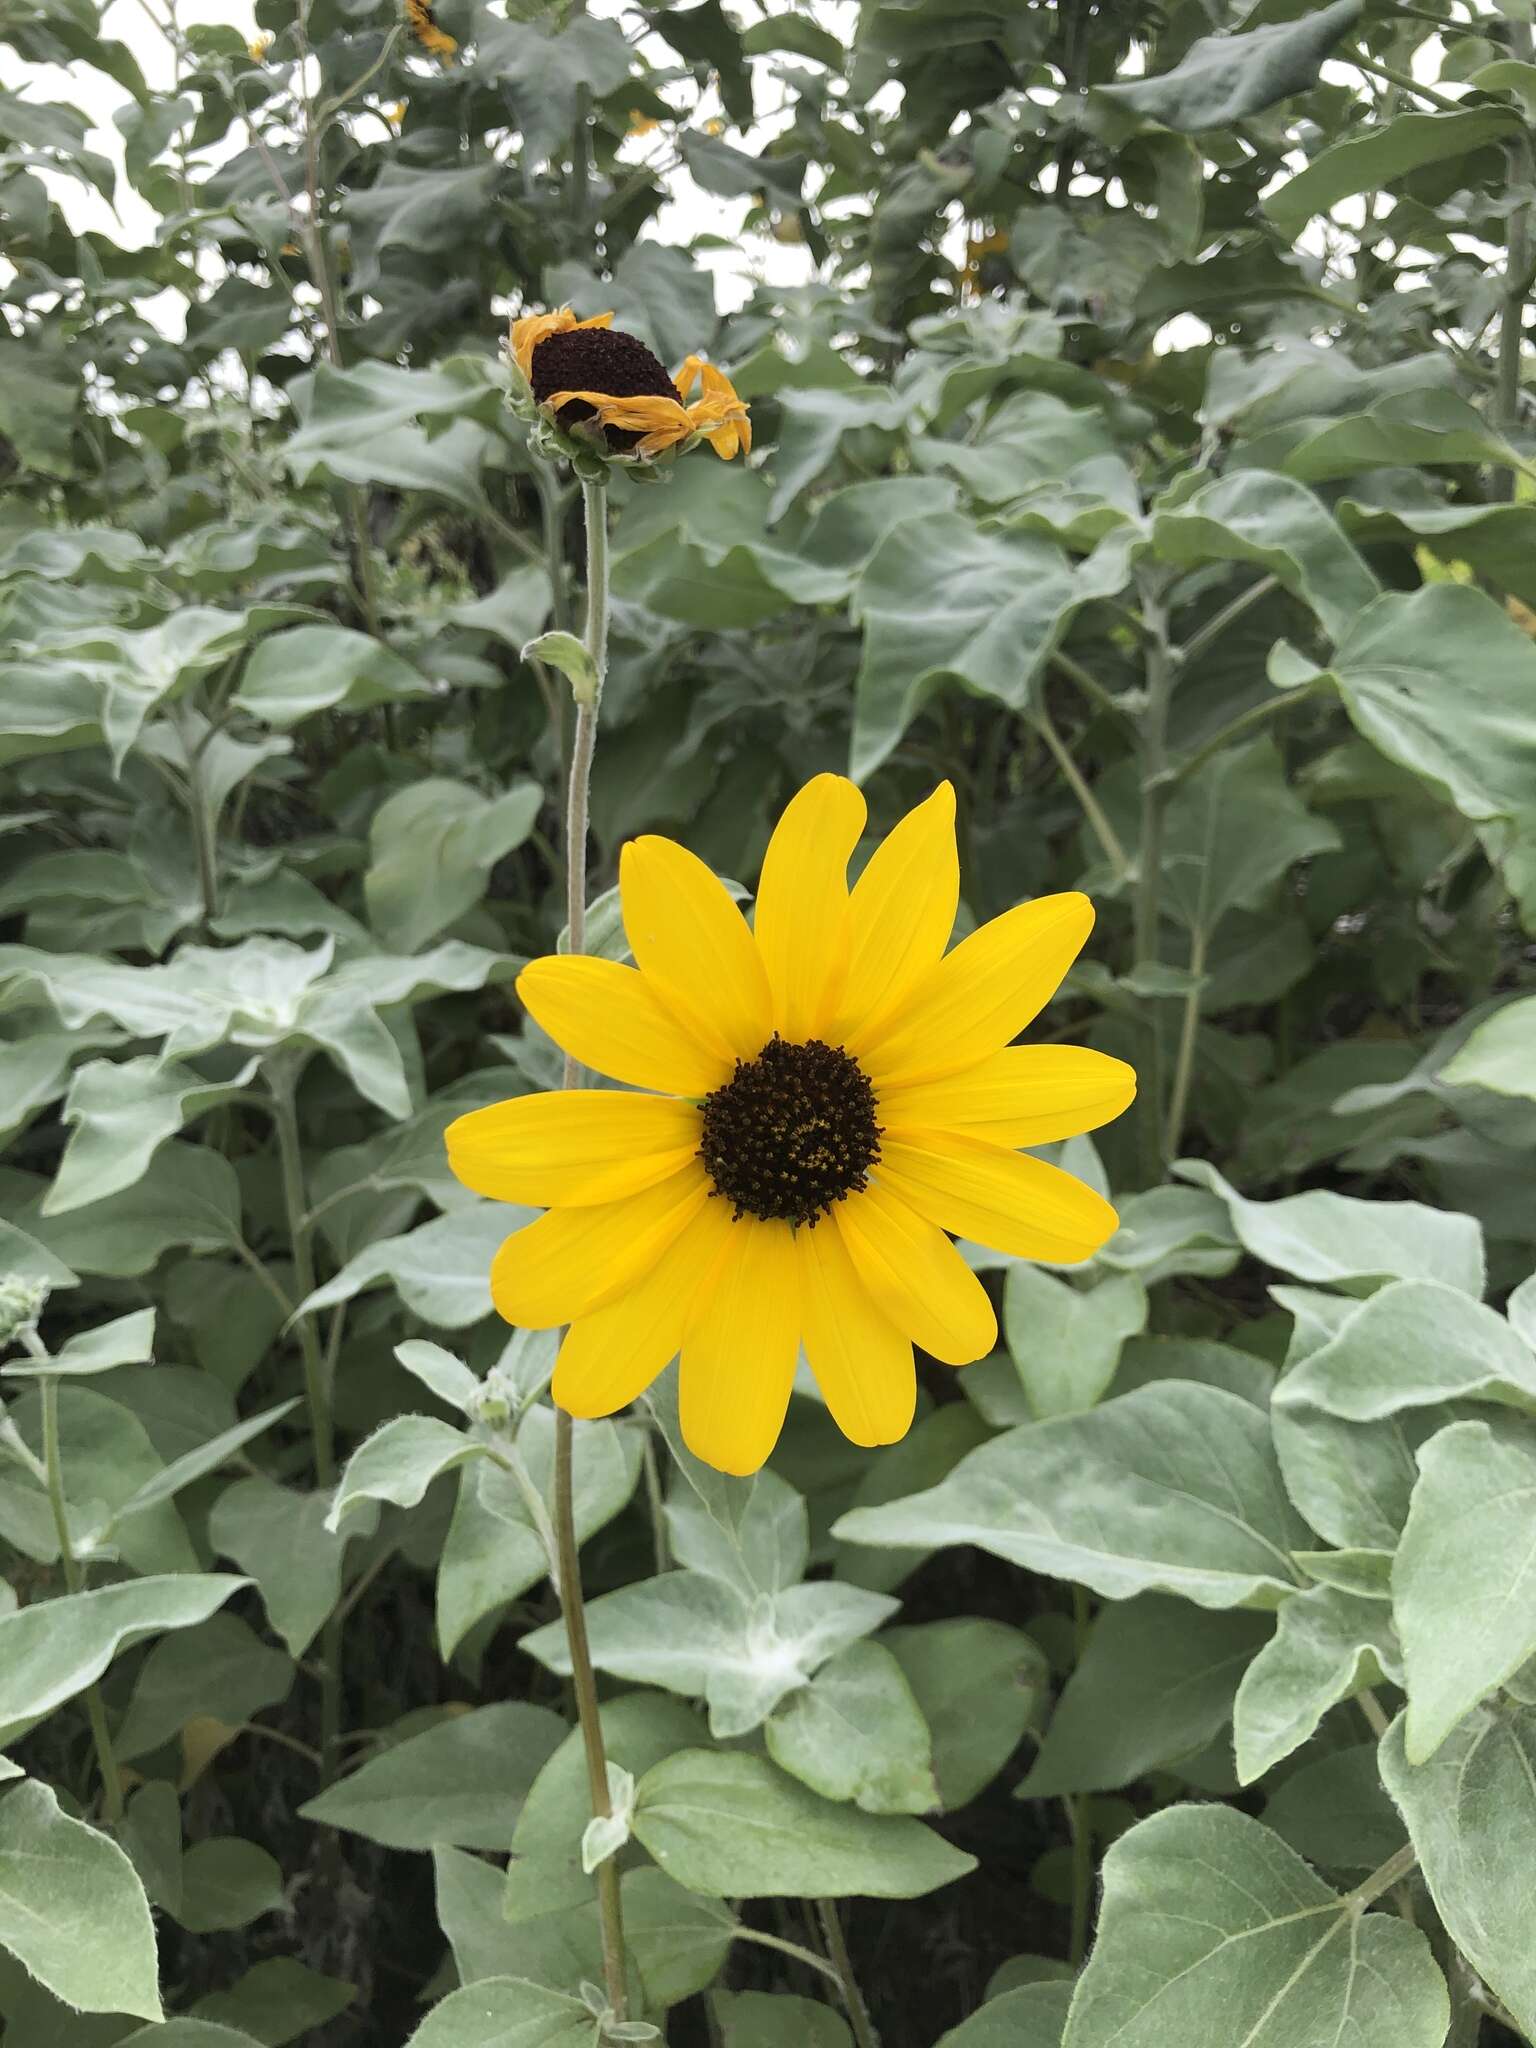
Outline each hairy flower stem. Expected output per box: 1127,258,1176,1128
29,1331,123,1822
1132,573,1175,1178
816,1898,879,2048
552,474,629,2023
269,1066,343,1781
1163,924,1207,1162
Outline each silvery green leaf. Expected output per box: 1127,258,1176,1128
364,776,542,953
0,1782,162,2020
116,1610,293,1762
1232,1585,1399,1784
836,1382,1308,1611
764,1641,938,1814
1002,1267,1147,1419
1061,1805,1446,2048
884,1619,1047,1810
326,1413,496,1532
405,1978,593,2048
298,1201,533,1327
209,1476,374,1658
1276,1281,1536,1420
43,1054,258,1215
171,1836,285,1933
1,1306,156,1378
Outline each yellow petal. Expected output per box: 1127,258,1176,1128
753,773,866,1041
446,1091,702,1207
620,835,773,1063
878,1131,1118,1264
833,1181,995,1365
798,1221,914,1447
833,783,958,1049
680,1218,800,1474
490,1163,708,1328
545,389,694,439
878,1045,1137,1147
857,891,1094,1087
553,1197,734,1418
516,956,730,1096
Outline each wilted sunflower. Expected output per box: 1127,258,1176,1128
447,777,1134,1475
510,306,750,460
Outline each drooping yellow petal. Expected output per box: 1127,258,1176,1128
509,307,612,383
834,1181,995,1365
490,1163,708,1329
620,835,773,1064
878,1131,1118,1264
543,388,695,453
798,1221,915,1446
679,1218,800,1474
857,891,1094,1088
675,360,751,459
753,772,866,1041
446,1091,702,1208
553,1197,735,1419
516,956,731,1097
833,783,958,1049
878,1044,1136,1147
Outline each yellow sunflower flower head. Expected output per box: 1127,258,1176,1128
962,227,1010,296
628,109,662,136
403,0,456,63
512,309,751,465
446,776,1135,1476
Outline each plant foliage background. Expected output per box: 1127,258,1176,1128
3,0,1536,2040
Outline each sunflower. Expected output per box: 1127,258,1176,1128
509,306,750,460
447,777,1133,1475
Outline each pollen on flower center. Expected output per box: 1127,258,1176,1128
529,326,677,450
699,1035,882,1228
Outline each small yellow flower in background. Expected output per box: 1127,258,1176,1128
962,227,1009,296
704,117,726,136
403,0,456,63
509,305,750,461
628,109,662,136
447,777,1133,1474
384,101,407,126
247,30,272,59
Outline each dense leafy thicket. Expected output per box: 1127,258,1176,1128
3,0,1536,2040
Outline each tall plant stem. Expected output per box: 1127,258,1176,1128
816,1899,879,2046
1032,702,1128,877
31,1335,123,1822
1164,925,1207,1162
268,1066,343,1778
551,474,628,2023
1132,572,1176,1177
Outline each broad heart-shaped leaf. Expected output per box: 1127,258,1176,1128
12,1141,241,1278
208,1477,373,1658
298,1201,533,1327
1149,738,1340,939
0,1781,162,2020
405,1978,593,2048
764,1641,938,1814
188,1958,356,2042
1439,993,1536,1102
1381,1705,1536,2038
474,12,632,171
1151,469,1378,641
633,1749,975,1899
520,1571,897,1739
1232,1586,1399,1785
714,1992,853,2047
1175,1159,1485,1297
438,1407,641,1659
1062,1804,1446,2048
1271,1394,1470,1554
1266,105,1521,240
1308,583,1536,930
835,1381,1308,1611
1094,0,1358,128
939,1984,1072,2047
848,512,1129,779
326,1414,496,1533
1022,1596,1269,1798
1276,1281,1536,1421
1002,1267,1147,1420
0,1574,246,1739
364,777,542,954
662,1467,810,1599
299,1703,566,1851
884,1619,1046,1811
622,1865,737,2013
433,1842,614,2001
234,624,439,727
1393,1418,1536,1764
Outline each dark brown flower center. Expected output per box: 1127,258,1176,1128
699,1035,881,1228
529,326,677,451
